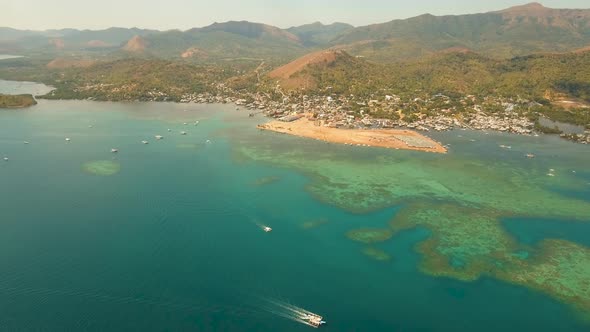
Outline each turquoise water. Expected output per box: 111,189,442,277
1,96,590,331
0,79,54,96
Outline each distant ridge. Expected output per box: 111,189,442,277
2,3,590,62
332,2,590,61
197,21,301,44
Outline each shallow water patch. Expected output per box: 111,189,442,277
82,160,121,176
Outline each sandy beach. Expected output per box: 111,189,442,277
257,117,447,153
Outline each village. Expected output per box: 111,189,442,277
176,83,588,144
70,81,589,144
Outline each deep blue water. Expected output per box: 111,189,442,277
0,97,589,331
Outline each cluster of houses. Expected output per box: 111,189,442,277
180,86,542,136
79,80,584,141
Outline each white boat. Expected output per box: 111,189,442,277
111,148,119,153
263,226,272,232
3,157,8,161
65,138,71,142
142,140,149,144
167,129,172,132
24,141,30,144
206,139,211,143
180,131,187,135
526,153,535,158
183,122,188,125
194,121,199,126
155,135,164,140
301,314,326,328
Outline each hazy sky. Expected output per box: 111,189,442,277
4,0,590,30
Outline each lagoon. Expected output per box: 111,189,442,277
1,80,590,331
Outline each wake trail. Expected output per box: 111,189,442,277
255,296,320,327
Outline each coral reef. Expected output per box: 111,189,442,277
252,176,281,186
391,204,515,281
361,247,392,261
231,125,590,320
300,218,329,230
346,228,393,244
495,239,590,321
82,160,121,176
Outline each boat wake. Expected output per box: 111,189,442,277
252,218,273,233
258,297,323,328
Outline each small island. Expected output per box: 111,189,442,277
0,94,37,108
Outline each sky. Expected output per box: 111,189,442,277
3,0,590,31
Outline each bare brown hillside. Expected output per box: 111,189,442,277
87,40,111,48
122,36,147,52
268,50,344,89
181,47,208,59
269,50,341,79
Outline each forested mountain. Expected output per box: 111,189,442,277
3,3,590,62
333,3,590,61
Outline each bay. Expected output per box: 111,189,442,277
1,80,589,331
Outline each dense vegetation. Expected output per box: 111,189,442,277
333,4,590,61
1,48,589,128
0,94,37,108
265,50,590,127
0,57,257,102
289,51,590,103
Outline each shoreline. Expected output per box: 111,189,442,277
257,116,447,153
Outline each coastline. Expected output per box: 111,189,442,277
257,116,447,153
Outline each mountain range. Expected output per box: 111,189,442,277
1,3,590,62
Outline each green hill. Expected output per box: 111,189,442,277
333,3,590,61
138,21,307,61
268,48,590,104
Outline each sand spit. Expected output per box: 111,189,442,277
257,117,447,153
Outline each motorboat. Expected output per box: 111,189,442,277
65,138,71,142
155,135,164,140
3,157,8,161
111,148,119,153
263,226,272,232
526,153,535,158
167,129,172,132
24,141,30,144
180,131,187,135
301,314,326,328
142,140,149,144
